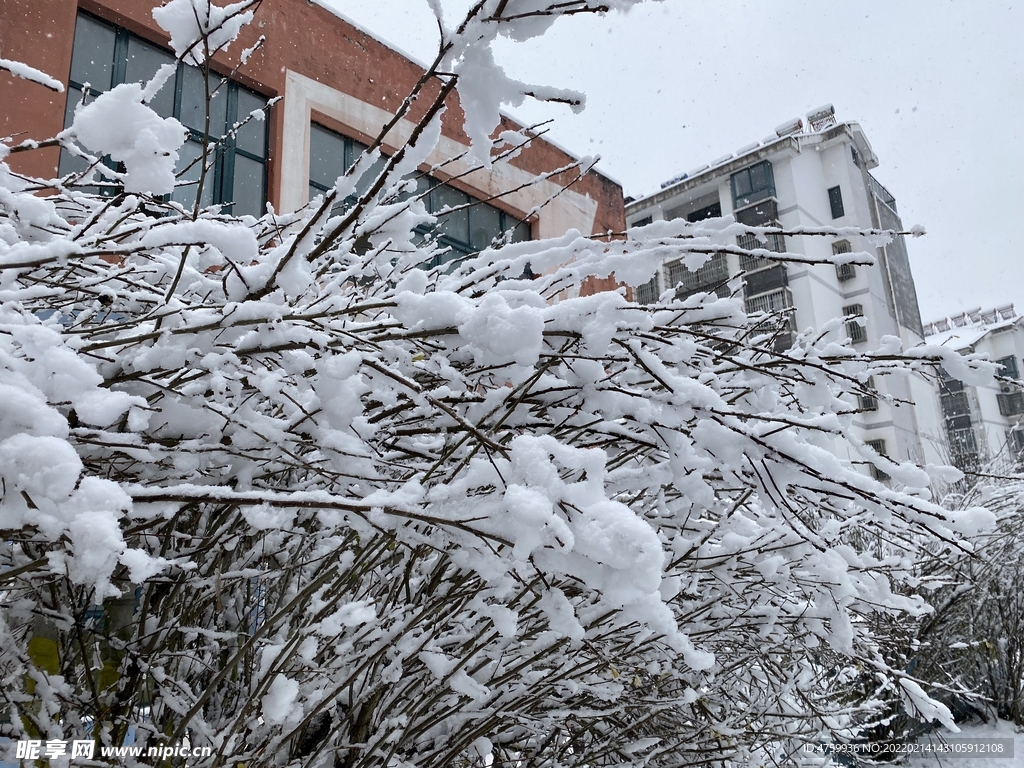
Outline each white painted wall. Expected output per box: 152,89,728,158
624,123,947,478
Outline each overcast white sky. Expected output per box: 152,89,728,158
324,0,1022,323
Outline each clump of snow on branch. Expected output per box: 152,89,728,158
152,0,256,65
0,58,64,92
70,80,186,194
442,0,648,165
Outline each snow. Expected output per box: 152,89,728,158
152,0,255,66
261,675,301,726
0,1,1013,764
924,316,1017,351
70,82,187,195
0,58,64,92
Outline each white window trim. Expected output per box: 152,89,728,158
279,69,597,241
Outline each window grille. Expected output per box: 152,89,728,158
744,264,788,297
998,392,1024,417
843,304,867,343
866,439,889,480
736,200,784,262
746,288,792,316
948,427,979,466
833,240,855,281
666,253,729,294
737,233,786,262
859,377,878,411
635,275,659,305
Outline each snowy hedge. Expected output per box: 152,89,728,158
0,1,997,765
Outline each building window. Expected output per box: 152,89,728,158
997,355,1020,380
60,12,269,216
828,185,845,219
948,427,979,469
308,123,529,265
736,200,785,263
686,202,721,222
744,264,788,297
308,123,389,207
833,240,855,282
429,186,529,265
1009,429,1024,457
744,287,795,352
667,253,729,296
630,215,653,227
634,275,660,305
865,439,889,481
939,371,981,469
998,392,1024,417
737,232,786,262
859,377,878,411
730,160,775,209
843,304,867,344
746,288,793,316
939,376,973,430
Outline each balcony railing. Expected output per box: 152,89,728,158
998,391,1024,417
635,276,659,305
744,264,788,297
667,253,730,293
867,172,897,213
948,426,979,458
746,287,793,316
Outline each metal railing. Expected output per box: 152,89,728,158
998,392,1024,417
667,253,730,293
948,427,979,457
867,172,897,213
745,287,793,315
635,276,659,305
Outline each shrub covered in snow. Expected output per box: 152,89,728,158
908,477,1024,729
0,1,1000,765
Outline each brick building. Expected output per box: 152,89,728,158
0,0,624,278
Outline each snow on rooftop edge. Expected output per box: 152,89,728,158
627,116,857,207
923,305,1020,351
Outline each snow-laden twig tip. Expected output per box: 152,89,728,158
0,57,64,92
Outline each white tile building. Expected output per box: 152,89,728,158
624,106,946,473
924,304,1024,470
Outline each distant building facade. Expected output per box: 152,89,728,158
0,0,624,288
624,106,945,472
924,305,1024,471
